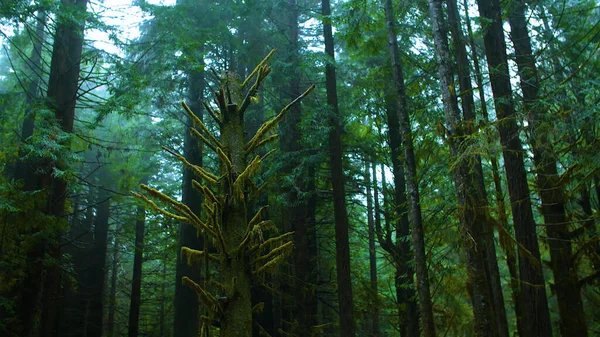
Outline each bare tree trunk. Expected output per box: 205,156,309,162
174,28,205,337
507,2,587,336
365,162,379,337
128,179,148,337
320,0,356,335
106,232,119,337
474,0,553,336
14,10,47,190
382,0,436,336
381,76,419,337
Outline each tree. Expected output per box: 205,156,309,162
507,1,587,335
382,0,436,335
134,52,314,337
474,0,553,336
321,0,356,335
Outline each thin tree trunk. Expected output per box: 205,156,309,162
381,79,419,337
278,1,318,335
474,0,553,336
106,232,119,337
426,2,498,336
507,2,587,336
382,0,436,336
31,2,89,336
365,162,379,337
128,184,148,337
321,0,356,335
174,53,205,337
86,169,111,337
443,1,510,336
14,10,46,190
461,4,524,336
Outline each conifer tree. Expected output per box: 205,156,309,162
134,51,314,337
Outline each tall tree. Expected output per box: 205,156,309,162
128,182,147,337
460,3,524,335
321,0,356,335
365,162,379,337
17,1,89,336
382,0,436,336
507,1,587,336
474,0,553,336
173,1,206,334
278,0,319,335
135,53,313,337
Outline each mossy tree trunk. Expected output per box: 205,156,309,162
135,52,314,337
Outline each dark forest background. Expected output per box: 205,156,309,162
0,0,599,336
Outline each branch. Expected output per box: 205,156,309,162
181,101,222,149
242,48,276,89
246,84,315,153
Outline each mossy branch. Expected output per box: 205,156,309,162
202,100,222,126
245,134,278,156
242,48,276,89
234,155,261,190
246,84,315,153
248,205,269,229
238,220,275,251
217,147,234,179
181,246,220,264
182,276,220,313
253,241,293,265
254,231,295,253
192,180,220,206
239,65,271,116
190,128,219,154
182,101,222,149
163,146,219,185
254,254,286,275
131,192,188,222
139,184,215,238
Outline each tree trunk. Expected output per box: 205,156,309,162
21,1,89,336
461,4,524,335
128,182,148,337
382,0,436,336
474,0,553,336
444,1,510,336
507,2,587,336
380,76,419,337
365,162,379,337
426,2,498,336
86,170,111,337
320,0,356,335
14,9,47,190
106,232,119,337
174,50,205,337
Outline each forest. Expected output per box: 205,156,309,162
0,0,599,336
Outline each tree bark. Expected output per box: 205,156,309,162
128,180,148,337
382,0,436,336
320,0,356,335
474,0,553,336
507,2,587,336
14,9,46,190
20,2,89,336
106,232,119,337
379,91,418,337
279,1,318,335
461,4,524,335
365,162,379,337
444,1,510,336
174,39,205,337
426,1,498,336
